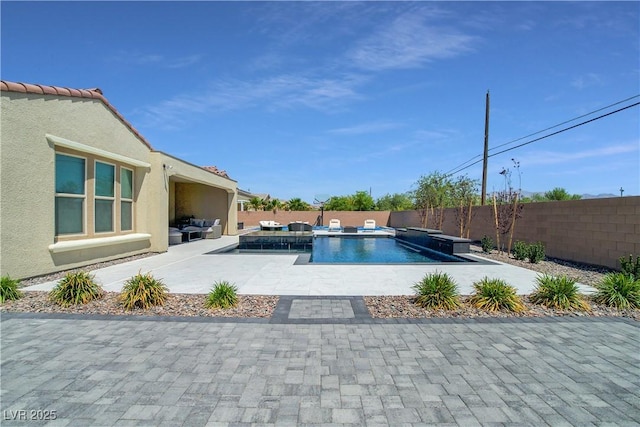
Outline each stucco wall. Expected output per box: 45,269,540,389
1,92,238,279
162,153,238,235
1,92,154,279
389,197,640,269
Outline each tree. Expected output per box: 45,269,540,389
265,198,282,214
450,175,479,238
248,197,263,211
352,191,375,211
287,198,311,211
324,191,376,211
325,195,353,211
376,193,414,211
412,171,452,229
544,187,581,201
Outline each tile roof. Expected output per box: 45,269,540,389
202,166,230,179
1,80,153,150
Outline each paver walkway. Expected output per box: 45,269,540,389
2,298,639,426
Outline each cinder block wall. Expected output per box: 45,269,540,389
390,196,639,269
237,211,391,228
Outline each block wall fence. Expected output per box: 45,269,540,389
237,196,638,269
389,196,639,270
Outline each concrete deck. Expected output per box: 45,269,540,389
21,236,595,295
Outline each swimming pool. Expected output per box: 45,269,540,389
309,236,468,264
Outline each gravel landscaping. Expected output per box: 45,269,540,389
2,247,638,320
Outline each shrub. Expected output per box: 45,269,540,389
512,241,529,261
120,272,168,310
49,271,103,306
530,274,590,311
412,271,460,310
527,241,545,264
205,281,239,309
619,254,640,280
1,275,22,303
593,273,640,309
469,277,525,312
480,235,494,253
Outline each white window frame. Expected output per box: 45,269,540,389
94,160,116,234
55,153,87,236
120,166,134,231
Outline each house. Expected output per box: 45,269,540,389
0,80,238,280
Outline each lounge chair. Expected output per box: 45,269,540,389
259,220,284,231
328,219,341,231
363,219,376,231
288,221,312,232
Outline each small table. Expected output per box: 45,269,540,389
181,230,202,242
343,226,358,233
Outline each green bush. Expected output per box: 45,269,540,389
593,273,640,309
120,272,168,310
527,242,545,264
480,235,494,253
412,271,460,310
49,271,103,306
1,275,22,303
469,277,525,312
619,254,640,280
512,241,529,261
530,274,590,311
205,281,239,309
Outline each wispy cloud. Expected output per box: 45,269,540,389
571,73,604,90
328,121,403,135
347,12,476,71
108,51,203,69
133,73,367,129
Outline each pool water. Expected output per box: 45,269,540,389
310,237,467,263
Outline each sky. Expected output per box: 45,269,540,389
2,1,639,203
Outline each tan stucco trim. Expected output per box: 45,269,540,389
48,233,152,253
47,133,151,168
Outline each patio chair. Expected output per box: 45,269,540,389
363,219,376,231
259,220,284,231
328,219,341,231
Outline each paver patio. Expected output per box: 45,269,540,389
1,309,638,426
4,236,637,426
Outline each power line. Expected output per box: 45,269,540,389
443,94,640,176
444,101,639,177
488,102,639,158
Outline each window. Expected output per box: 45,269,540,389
55,149,136,239
55,154,85,235
95,161,115,233
121,168,133,231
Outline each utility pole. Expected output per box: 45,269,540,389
620,187,624,197
481,90,490,205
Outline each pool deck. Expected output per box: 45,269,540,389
21,236,595,295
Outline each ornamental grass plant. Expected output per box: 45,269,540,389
0,275,22,303
412,271,460,310
205,281,239,309
530,274,590,311
469,277,525,312
49,271,103,307
120,272,168,310
593,273,640,309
